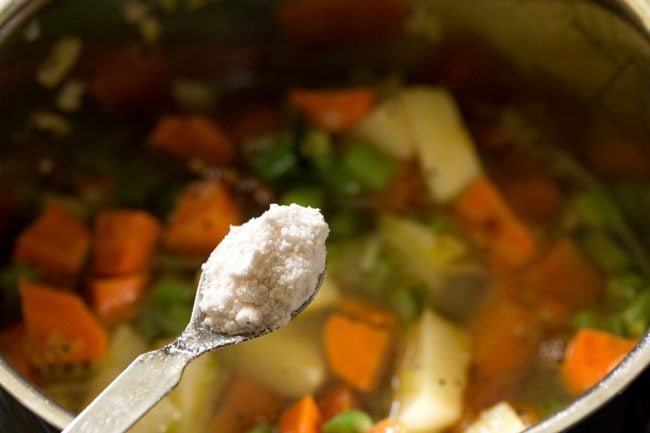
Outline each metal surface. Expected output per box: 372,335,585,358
0,1,648,432
0,357,73,429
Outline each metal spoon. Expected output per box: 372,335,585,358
62,269,325,433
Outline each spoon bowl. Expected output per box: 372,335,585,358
61,268,325,433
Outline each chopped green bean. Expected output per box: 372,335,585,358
313,155,362,196
342,144,397,192
135,275,194,341
149,275,194,307
322,410,374,433
246,133,301,181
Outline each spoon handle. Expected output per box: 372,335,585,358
62,346,195,433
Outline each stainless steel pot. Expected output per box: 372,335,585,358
0,0,648,431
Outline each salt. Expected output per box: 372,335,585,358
198,203,329,335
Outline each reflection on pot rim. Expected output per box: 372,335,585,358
0,0,648,432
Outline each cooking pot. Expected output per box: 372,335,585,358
0,0,649,432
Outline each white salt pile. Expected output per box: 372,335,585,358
199,203,329,335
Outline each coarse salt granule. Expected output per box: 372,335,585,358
199,203,329,335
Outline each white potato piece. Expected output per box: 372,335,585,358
464,402,526,433
394,309,471,432
222,322,325,398
354,95,414,160
400,87,482,203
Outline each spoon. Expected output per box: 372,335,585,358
62,269,325,433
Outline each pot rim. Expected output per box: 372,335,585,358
0,0,649,431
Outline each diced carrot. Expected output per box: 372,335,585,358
0,324,32,379
467,289,543,409
453,176,538,269
323,313,393,392
562,329,637,395
335,297,398,330
317,384,360,421
524,238,602,310
275,0,408,48
88,272,149,323
369,419,407,433
500,176,562,221
278,395,322,433
210,373,283,433
290,89,376,133
470,291,542,377
13,204,90,281
92,210,161,276
19,281,107,366
163,181,242,257
150,115,235,164
89,46,170,112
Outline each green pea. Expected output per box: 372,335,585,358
322,410,374,433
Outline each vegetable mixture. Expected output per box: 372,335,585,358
0,1,649,433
